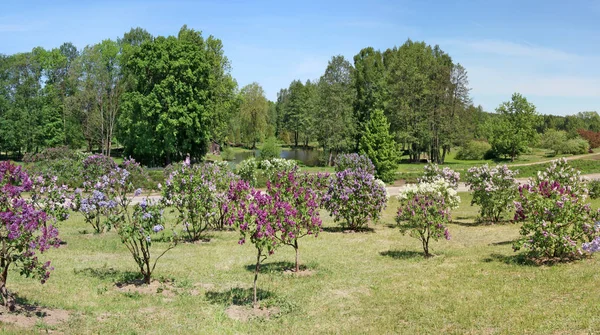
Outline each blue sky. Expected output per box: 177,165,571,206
1,0,599,115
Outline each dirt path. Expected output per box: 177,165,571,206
508,152,600,167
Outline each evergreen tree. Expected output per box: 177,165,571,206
359,109,398,182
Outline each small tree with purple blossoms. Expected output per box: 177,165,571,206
268,171,322,272
117,198,177,284
0,162,60,310
30,175,74,225
333,153,376,175
225,180,282,307
513,160,600,261
418,164,460,190
73,175,120,233
396,179,459,257
323,169,387,231
82,154,117,184
104,159,178,283
465,164,518,223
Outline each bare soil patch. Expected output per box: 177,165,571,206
283,269,315,277
115,279,177,297
225,305,280,321
0,303,70,328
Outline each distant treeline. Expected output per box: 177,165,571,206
1,25,598,165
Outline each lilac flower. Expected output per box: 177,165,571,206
153,224,164,233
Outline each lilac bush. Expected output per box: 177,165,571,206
0,162,60,310
465,164,518,223
268,170,322,272
117,198,177,284
334,153,376,175
260,158,299,182
224,180,281,307
396,179,458,257
82,154,117,184
30,175,74,224
163,159,239,240
513,159,600,260
323,169,387,230
418,164,460,190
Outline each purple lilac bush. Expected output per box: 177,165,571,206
0,162,60,310
323,169,387,230
333,153,376,175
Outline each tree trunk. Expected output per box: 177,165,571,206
294,240,300,272
0,266,14,311
253,248,262,308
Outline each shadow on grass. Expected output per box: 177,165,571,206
205,287,274,306
481,253,576,266
73,265,140,283
489,239,517,246
379,250,424,260
244,261,309,273
452,219,513,227
321,226,375,233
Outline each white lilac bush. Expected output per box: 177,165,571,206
465,164,518,223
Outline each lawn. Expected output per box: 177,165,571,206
3,194,600,334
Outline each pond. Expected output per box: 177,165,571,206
231,148,321,166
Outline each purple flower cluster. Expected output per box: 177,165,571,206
322,168,387,230
333,153,376,175
513,174,600,259
583,237,600,253
0,162,60,290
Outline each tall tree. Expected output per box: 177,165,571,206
317,55,356,165
486,93,539,161
353,47,385,151
118,25,236,165
239,82,269,149
359,109,398,182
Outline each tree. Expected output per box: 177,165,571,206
239,82,269,148
118,26,236,165
316,55,356,165
353,47,385,151
486,93,539,161
359,109,398,182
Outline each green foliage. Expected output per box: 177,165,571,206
359,109,398,182
239,83,269,149
486,93,539,161
455,140,492,160
221,147,235,161
465,164,519,223
588,179,600,199
514,160,599,260
259,137,281,161
236,158,259,186
119,25,236,165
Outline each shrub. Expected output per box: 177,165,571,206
323,169,387,230
82,154,117,183
267,170,322,272
105,160,178,284
513,158,599,260
333,153,376,175
260,158,298,182
259,136,280,161
23,146,78,163
0,162,60,310
588,179,600,199
163,159,238,239
418,164,460,190
236,158,258,186
455,141,492,160
224,180,283,307
465,164,518,223
25,157,85,188
396,179,459,257
221,146,235,161
513,180,600,260
30,175,74,224
578,129,600,149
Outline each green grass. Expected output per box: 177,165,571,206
5,194,600,334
